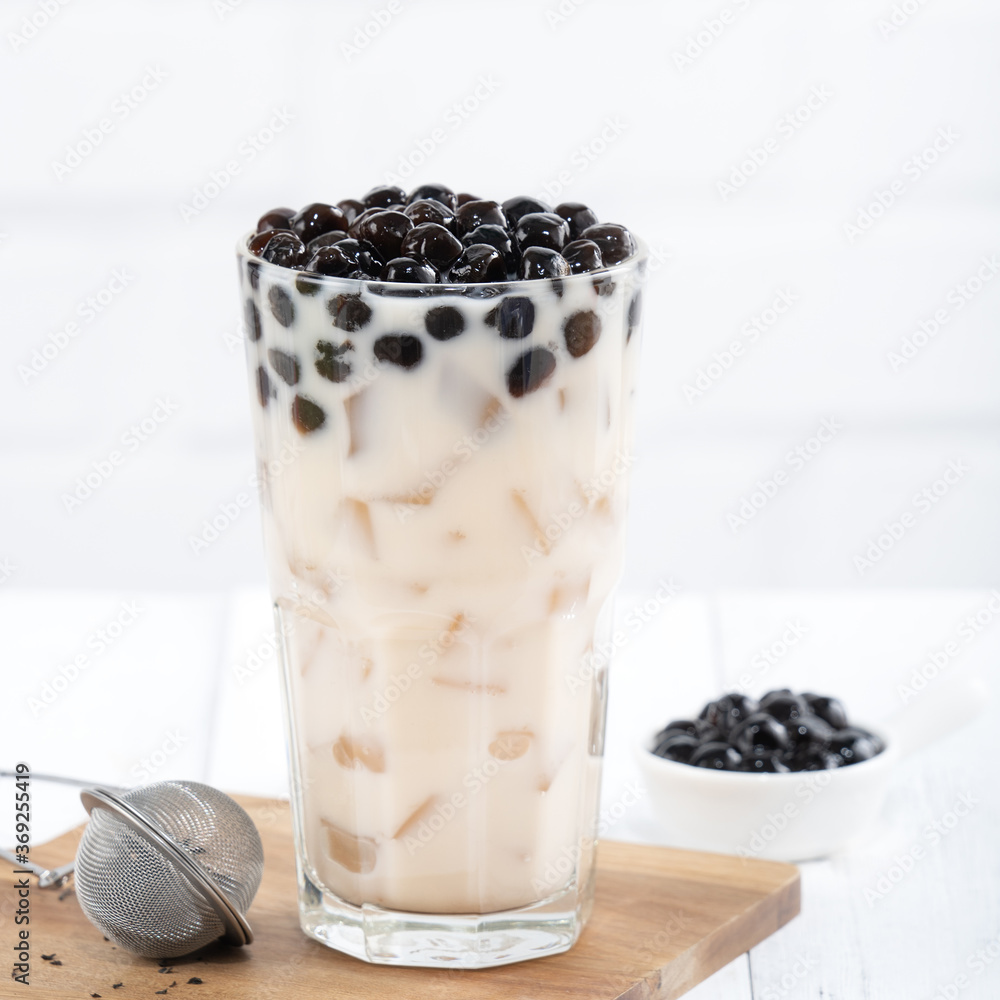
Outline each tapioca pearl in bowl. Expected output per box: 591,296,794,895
424,306,466,342
328,294,373,333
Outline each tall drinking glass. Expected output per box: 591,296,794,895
236,236,646,967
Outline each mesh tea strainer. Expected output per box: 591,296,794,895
2,778,264,959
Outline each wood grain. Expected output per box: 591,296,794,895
5,795,799,1000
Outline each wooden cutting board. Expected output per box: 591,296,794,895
6,795,799,1000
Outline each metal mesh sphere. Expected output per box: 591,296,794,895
74,781,263,958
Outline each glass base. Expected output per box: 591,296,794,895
298,869,592,968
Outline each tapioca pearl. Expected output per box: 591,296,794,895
362,184,407,209
290,203,349,244
518,247,569,281
563,310,602,358
627,291,642,342
403,199,455,230
246,260,261,290
448,244,507,283
356,210,412,261
309,240,379,278
506,347,556,398
407,183,458,211
256,206,294,233
347,207,381,240
328,293,373,332
424,305,466,341
579,223,636,265
374,334,423,369
254,231,308,269
463,224,517,274
268,285,295,327
306,230,349,253
244,299,262,341
248,228,289,256
337,198,365,224
291,394,326,434
268,348,301,385
562,239,604,274
514,212,570,253
455,192,482,207
255,365,273,407
315,339,354,383
294,273,324,296
496,296,535,340
400,223,464,271
380,256,438,283
501,195,552,228
455,199,506,236
554,202,598,239
593,275,616,297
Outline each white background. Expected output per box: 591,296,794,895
1,0,998,592
2,2,999,998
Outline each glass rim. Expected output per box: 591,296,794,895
236,231,648,295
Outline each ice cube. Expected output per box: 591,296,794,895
489,730,533,761
331,733,386,772
392,795,440,840
322,819,378,874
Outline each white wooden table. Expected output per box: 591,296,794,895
4,588,998,999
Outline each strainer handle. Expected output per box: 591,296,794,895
0,847,74,888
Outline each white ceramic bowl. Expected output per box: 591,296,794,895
634,674,988,862
635,726,895,861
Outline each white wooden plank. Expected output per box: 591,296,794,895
2,589,226,844
603,591,717,845
683,953,753,1000
204,587,288,798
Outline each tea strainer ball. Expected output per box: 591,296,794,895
74,780,264,958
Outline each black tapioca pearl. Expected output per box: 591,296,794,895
290,203,349,244
291,395,326,434
455,200,506,236
380,256,438,283
562,239,604,274
295,273,324,296
506,347,556,398
579,223,636,265
256,207,294,233
448,244,507,283
255,231,307,268
484,306,498,327
268,286,294,327
403,199,455,230
407,183,458,211
514,212,570,253
455,192,482,207
337,198,365,224
267,348,300,385
627,291,643,342
501,195,552,228
306,230,349,253
424,305,465,341
496,296,535,340
593,275,616,297
315,340,353,383
563,310,602,358
362,184,407,209
246,260,261,290
463,224,517,273
400,223,463,271
374,334,423,369
309,240,379,278
554,202,599,239
248,229,289,256
519,247,569,281
328,294,372,332
244,299,262,341
356,210,412,261
255,365,272,407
